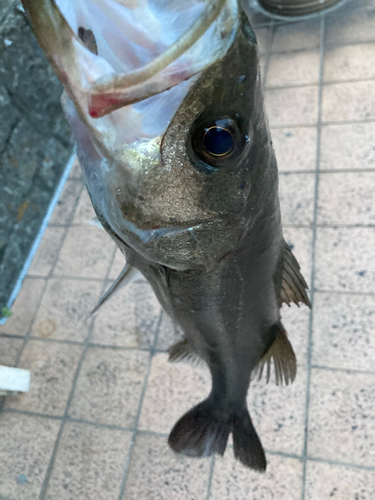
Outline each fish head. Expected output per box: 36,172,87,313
22,0,269,270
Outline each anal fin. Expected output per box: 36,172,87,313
252,322,296,386
279,241,311,309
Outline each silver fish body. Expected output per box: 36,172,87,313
22,0,310,470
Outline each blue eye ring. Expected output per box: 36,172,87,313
203,126,234,157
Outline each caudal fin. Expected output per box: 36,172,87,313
232,407,266,471
168,399,266,471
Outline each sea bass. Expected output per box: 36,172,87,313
22,0,311,471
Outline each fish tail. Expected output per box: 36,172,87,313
168,399,266,471
168,398,231,459
232,406,267,471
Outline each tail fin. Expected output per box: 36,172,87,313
168,399,266,471
232,407,266,471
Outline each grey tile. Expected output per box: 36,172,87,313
0,278,45,336
322,81,375,123
138,352,210,434
254,26,269,56
325,9,375,46
0,413,60,500
31,278,102,342
27,226,65,277
68,158,83,180
155,311,184,352
49,179,82,225
312,292,375,372
320,123,375,170
272,127,317,172
271,19,321,53
45,422,132,500
265,86,319,127
279,173,315,226
210,450,303,500
69,347,149,427
308,368,375,466
0,337,23,366
283,226,314,289
317,172,375,225
72,188,96,225
123,433,210,500
108,249,126,280
315,227,375,293
249,366,307,456
281,303,310,366
4,340,82,416
324,43,375,82
53,226,115,279
267,49,320,87
305,460,375,500
92,281,161,349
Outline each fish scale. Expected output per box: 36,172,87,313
22,0,310,471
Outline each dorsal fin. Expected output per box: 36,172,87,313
252,322,296,386
279,241,311,309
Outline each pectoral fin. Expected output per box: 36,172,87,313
279,241,311,308
168,338,202,365
89,262,139,317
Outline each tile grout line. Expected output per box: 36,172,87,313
301,14,325,500
116,310,163,500
262,20,275,88
37,240,117,500
205,456,216,500
270,118,375,128
265,75,375,91
0,181,85,415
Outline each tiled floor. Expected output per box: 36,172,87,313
1,1,375,499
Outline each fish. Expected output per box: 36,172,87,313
22,0,311,471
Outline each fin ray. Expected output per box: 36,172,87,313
279,241,311,308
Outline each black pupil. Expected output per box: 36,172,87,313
203,127,234,157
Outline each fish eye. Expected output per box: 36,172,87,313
190,117,243,168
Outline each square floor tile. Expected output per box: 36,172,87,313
312,292,375,372
0,278,45,336
308,368,375,466
249,366,307,456
322,81,375,123
325,9,375,46
0,337,23,366
210,450,303,500
138,352,210,434
72,188,96,225
305,460,375,500
267,50,320,88
265,86,318,127
31,278,102,341
123,433,210,500
0,413,60,500
272,127,317,172
271,19,321,53
53,226,115,279
315,227,375,293
254,26,269,56
27,227,65,277
324,43,375,82
49,179,82,225
155,311,183,352
45,422,132,500
279,173,315,226
68,157,83,180
281,303,310,366
4,340,82,416
317,172,375,225
320,122,375,170
283,226,313,289
69,347,149,427
92,282,161,349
